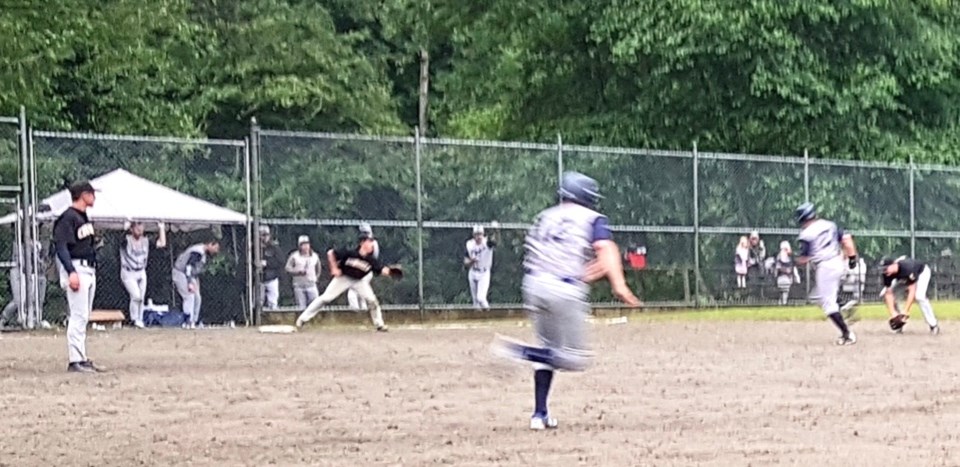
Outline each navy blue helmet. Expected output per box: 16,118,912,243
794,202,816,225
558,171,602,208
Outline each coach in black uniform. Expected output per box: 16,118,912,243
881,256,940,334
54,181,103,373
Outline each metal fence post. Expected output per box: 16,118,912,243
557,133,563,187
18,106,37,329
250,118,263,325
243,136,254,326
909,154,916,258
414,127,425,321
692,141,701,306
804,149,811,299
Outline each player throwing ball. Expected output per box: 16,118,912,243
493,171,640,431
794,202,860,345
295,231,402,332
880,256,940,335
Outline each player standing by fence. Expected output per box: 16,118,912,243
465,224,497,310
119,220,166,328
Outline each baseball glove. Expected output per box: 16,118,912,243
386,264,404,280
889,314,908,332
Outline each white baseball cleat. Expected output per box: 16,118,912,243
134,320,145,329
835,331,857,346
931,325,941,335
530,415,559,430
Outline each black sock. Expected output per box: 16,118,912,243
534,369,554,417
827,312,849,336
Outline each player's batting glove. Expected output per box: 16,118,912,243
848,256,858,268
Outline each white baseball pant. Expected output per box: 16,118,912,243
469,269,491,309
914,266,938,327
60,261,96,364
121,268,147,324
813,257,845,315
346,274,374,310
298,275,384,328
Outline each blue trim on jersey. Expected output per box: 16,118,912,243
798,240,811,257
836,227,844,242
591,217,612,242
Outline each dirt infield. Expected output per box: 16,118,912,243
1,320,959,466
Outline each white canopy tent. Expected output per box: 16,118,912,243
0,169,248,230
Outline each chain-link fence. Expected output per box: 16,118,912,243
27,132,251,326
0,116,25,329
256,131,960,313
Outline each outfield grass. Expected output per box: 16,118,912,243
636,301,960,322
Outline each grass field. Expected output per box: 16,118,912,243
1,302,958,466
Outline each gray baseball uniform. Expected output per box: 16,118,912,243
466,237,495,309
53,207,98,364
172,244,209,325
120,234,150,324
797,219,845,315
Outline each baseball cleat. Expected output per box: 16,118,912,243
81,360,106,372
295,318,304,329
67,362,97,373
835,331,857,346
375,325,389,332
490,335,526,362
931,325,941,335
530,415,559,431
134,320,145,329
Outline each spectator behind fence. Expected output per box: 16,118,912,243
285,235,322,308
259,226,284,310
119,220,166,329
735,236,750,289
172,238,220,328
748,230,767,271
0,239,49,329
775,241,801,305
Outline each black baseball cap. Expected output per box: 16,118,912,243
358,232,375,242
68,181,99,200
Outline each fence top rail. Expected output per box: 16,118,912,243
0,116,17,124
914,161,960,174
33,130,246,147
806,156,906,170
422,137,557,152
698,151,805,164
259,129,415,144
563,144,693,159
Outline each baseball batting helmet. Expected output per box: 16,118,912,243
558,171,602,208
794,202,816,225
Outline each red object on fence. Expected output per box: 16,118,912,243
627,246,647,270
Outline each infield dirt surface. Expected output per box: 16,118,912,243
1,320,959,466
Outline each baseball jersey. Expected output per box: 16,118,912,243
524,203,611,280
286,250,321,287
174,244,208,279
465,237,496,271
120,235,150,271
883,258,926,287
333,248,384,280
775,252,796,277
53,207,96,273
797,219,844,265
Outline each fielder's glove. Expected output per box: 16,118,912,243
386,264,404,280
889,314,908,332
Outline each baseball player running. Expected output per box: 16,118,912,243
347,223,379,311
120,220,166,328
492,172,640,430
464,224,497,310
880,256,940,334
295,231,402,332
794,202,859,345
54,181,102,373
172,238,220,328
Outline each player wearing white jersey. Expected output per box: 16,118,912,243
120,220,166,328
493,172,640,431
464,224,497,310
794,202,859,345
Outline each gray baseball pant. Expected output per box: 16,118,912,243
1,272,47,325
293,284,319,309
522,275,591,371
121,268,147,323
59,261,96,363
172,270,201,325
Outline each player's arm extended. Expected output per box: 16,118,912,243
883,283,899,317
903,283,917,316
327,249,341,276
841,233,858,266
590,240,640,306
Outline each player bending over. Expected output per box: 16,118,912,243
880,256,940,335
492,171,640,431
794,202,859,345
295,231,402,332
